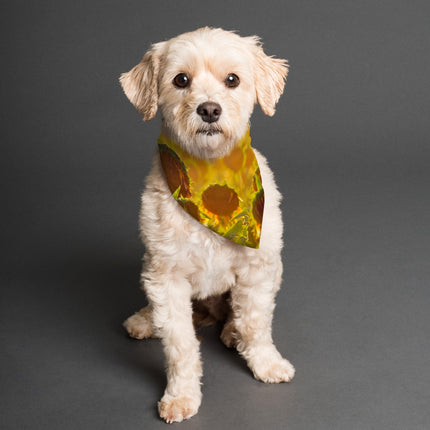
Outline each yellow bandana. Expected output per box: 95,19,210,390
158,129,264,248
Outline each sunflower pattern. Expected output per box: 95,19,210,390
158,129,264,248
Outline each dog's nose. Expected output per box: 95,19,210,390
196,102,222,123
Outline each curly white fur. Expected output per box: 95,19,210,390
120,27,294,424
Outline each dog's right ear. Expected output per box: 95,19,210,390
119,42,165,121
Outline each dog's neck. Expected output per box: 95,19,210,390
158,127,264,248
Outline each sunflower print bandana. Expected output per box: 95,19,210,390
158,128,264,248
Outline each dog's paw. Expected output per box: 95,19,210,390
220,321,237,349
158,395,200,423
123,307,154,339
252,356,295,383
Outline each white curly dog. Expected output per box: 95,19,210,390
120,27,295,423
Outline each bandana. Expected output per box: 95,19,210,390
158,128,264,248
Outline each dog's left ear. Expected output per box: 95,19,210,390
119,42,165,121
250,39,289,116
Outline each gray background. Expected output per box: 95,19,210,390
1,0,429,429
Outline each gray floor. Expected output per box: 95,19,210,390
2,1,430,429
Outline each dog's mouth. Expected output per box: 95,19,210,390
196,127,223,136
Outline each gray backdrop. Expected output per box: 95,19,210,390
1,1,429,429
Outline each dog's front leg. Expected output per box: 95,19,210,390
231,258,295,384
145,271,202,423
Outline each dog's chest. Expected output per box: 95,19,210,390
189,248,236,299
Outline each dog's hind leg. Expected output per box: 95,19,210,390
123,305,156,339
192,292,231,328
124,293,230,340
220,314,238,348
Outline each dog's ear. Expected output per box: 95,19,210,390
250,38,289,116
119,42,165,121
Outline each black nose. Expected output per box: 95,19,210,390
196,102,222,123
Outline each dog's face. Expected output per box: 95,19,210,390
121,28,288,159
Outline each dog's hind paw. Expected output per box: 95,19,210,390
123,306,155,339
220,320,237,349
158,395,200,423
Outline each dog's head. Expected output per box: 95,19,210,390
120,27,288,159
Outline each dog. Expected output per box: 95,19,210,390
120,27,294,423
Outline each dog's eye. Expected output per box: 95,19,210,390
173,73,191,89
225,73,240,88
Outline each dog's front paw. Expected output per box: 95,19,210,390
250,351,295,383
158,395,200,423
